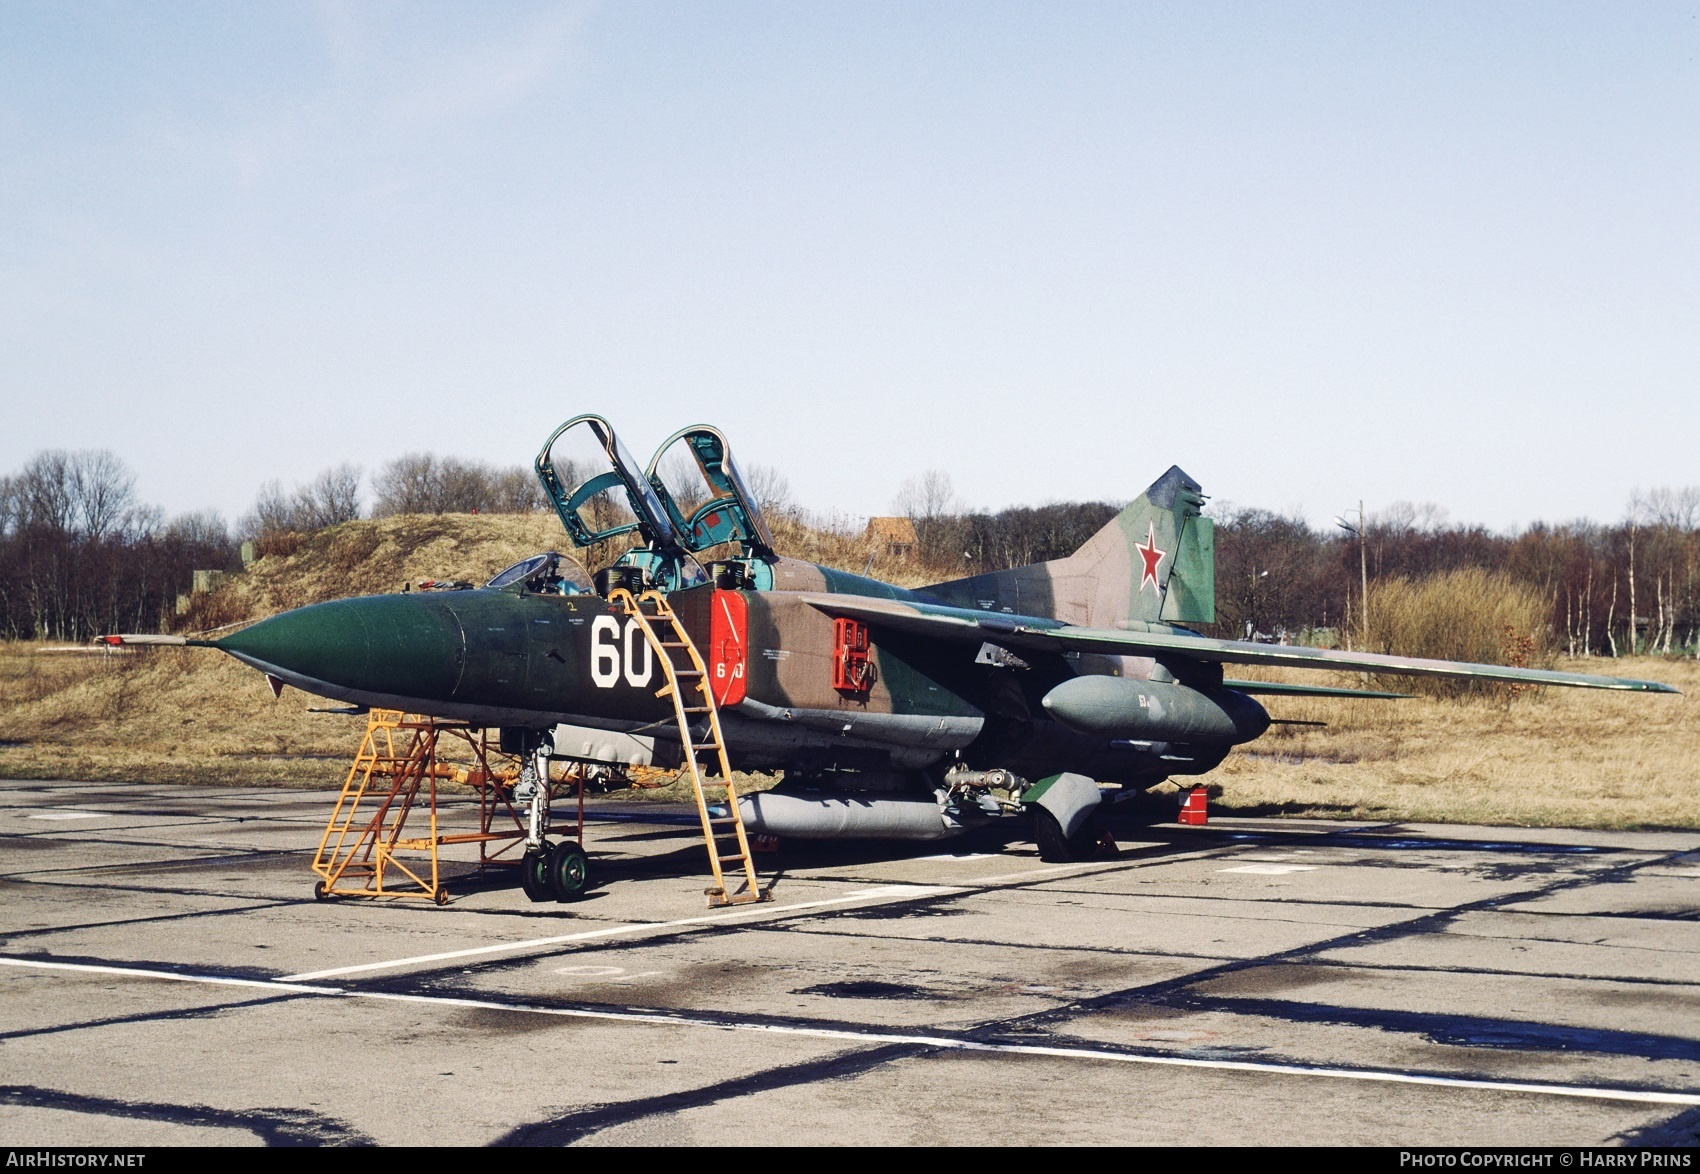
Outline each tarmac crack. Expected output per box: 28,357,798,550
1155,993,1700,1063
491,1042,927,1145
986,846,1696,1039
0,993,308,1042
0,1084,374,1146
0,847,308,882
0,899,297,941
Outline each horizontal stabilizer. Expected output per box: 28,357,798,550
1222,680,1411,700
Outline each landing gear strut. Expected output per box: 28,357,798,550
514,745,592,902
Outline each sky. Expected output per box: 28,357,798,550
3,1,1696,534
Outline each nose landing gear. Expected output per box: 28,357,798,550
516,747,592,903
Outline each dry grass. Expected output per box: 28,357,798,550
767,513,941,588
182,513,570,627
0,641,782,798
1212,656,1696,829
0,641,360,786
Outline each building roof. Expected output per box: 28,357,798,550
865,516,918,545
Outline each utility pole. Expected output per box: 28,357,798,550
1334,502,1370,650
1358,498,1369,647
1247,567,1268,640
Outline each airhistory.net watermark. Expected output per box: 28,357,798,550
1399,1155,1692,1168
5,1155,145,1168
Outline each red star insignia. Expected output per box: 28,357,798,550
1135,523,1166,594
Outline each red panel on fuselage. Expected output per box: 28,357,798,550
709,589,748,706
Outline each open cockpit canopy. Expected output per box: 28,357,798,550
645,425,775,558
535,415,683,551
535,417,776,565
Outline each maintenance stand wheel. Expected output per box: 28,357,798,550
313,880,331,902
520,844,553,903
434,887,450,907
1032,808,1104,864
548,840,590,902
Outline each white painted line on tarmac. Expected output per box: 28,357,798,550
279,884,961,982
1219,864,1321,875
949,861,1125,886
26,812,108,821
0,955,339,995
959,843,1269,889
3,954,1696,1108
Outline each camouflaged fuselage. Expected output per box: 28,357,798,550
215,545,1224,784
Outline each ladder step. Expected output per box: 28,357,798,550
718,854,752,864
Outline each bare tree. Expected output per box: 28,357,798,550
743,463,793,517
373,454,545,516
17,450,75,532
0,474,17,537
1641,485,1700,531
656,452,708,514
10,449,142,538
166,509,230,546
68,450,139,540
372,453,440,516
242,480,295,537
442,459,493,512
239,465,362,535
1377,501,1450,537
895,470,954,523
489,466,545,513
293,464,363,529
1,450,233,640
895,470,956,559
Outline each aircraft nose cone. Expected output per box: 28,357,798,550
217,595,464,701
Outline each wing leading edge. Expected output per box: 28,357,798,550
792,593,1681,695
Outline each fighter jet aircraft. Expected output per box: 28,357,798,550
131,416,1677,900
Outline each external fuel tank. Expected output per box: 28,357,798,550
1040,675,1269,745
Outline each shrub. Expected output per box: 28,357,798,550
1365,568,1552,697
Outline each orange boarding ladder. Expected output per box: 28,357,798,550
607,587,768,907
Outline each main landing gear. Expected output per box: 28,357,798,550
1032,808,1110,863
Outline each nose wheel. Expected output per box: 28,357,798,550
547,840,590,901
519,839,591,903
520,843,553,902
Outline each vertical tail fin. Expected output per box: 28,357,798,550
917,466,1215,629
1056,466,1214,628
